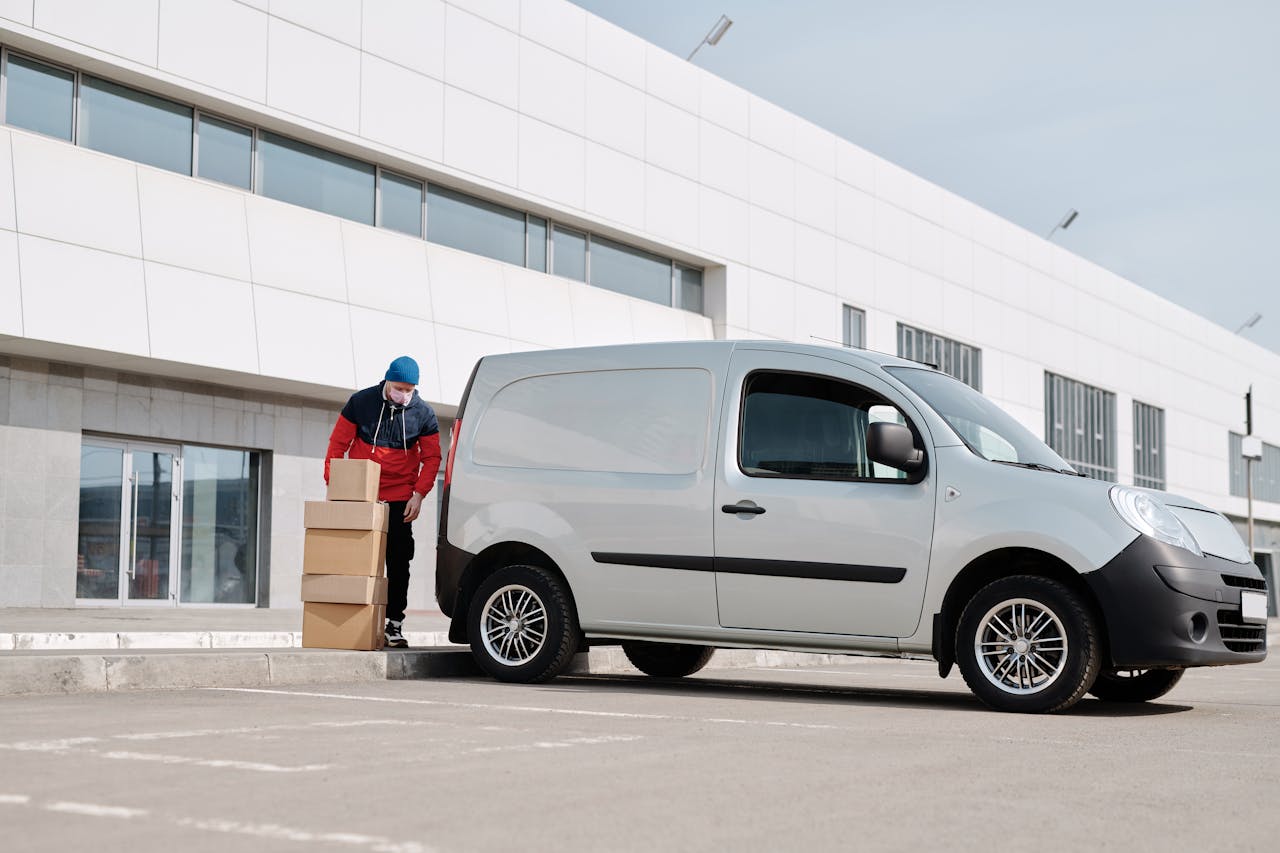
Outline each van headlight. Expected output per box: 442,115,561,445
1109,486,1202,557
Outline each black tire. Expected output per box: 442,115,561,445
955,575,1101,714
467,565,579,683
1087,667,1184,702
621,641,715,677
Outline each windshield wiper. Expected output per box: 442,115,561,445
993,460,1086,477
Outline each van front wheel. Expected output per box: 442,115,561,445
622,641,715,677
956,575,1101,713
468,565,579,683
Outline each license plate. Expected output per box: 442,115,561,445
1241,590,1269,624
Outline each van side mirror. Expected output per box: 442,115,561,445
867,421,924,473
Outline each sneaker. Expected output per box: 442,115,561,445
385,620,408,649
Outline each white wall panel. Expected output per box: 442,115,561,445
144,262,258,374
433,324,509,402
747,269,795,340
835,239,875,309
270,0,360,46
794,120,837,177
834,182,874,249
266,18,360,132
341,221,432,320
698,121,748,199
519,41,586,135
584,70,645,159
629,298,691,343
585,13,644,88
645,44,698,113
0,0,32,25
360,54,444,160
873,200,911,264
502,265,574,348
747,96,794,157
747,205,793,279
909,214,944,278
645,98,699,180
444,6,518,108
0,229,20,336
699,72,748,136
518,116,585,209
794,164,836,233
442,86,518,184
0,129,14,232
33,0,157,64
835,140,875,192
349,306,441,403
361,0,446,80
794,283,837,344
520,0,587,62
244,196,347,301
585,142,644,231
137,168,251,282
426,244,510,337
794,224,836,293
158,0,267,101
698,186,749,264
941,229,973,287
18,235,149,355
940,191,976,239
643,166,698,247
253,285,354,387
940,280,975,341
748,141,794,219
447,0,518,31
11,133,141,257
567,284,634,347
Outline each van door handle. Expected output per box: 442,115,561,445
722,502,766,515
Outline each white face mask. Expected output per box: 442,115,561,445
387,386,414,406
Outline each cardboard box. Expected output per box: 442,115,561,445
328,459,381,502
301,574,388,605
302,601,386,651
304,500,388,533
303,529,387,576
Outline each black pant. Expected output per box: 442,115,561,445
385,500,414,623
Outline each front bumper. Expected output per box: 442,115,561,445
1084,536,1268,668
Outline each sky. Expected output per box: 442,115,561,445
573,0,1280,354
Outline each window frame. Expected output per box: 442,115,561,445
735,368,928,486
842,304,866,349
1133,399,1165,490
193,108,256,191
1,47,81,143
375,166,425,239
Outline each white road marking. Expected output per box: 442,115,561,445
45,801,147,819
0,794,31,805
0,737,101,752
472,734,644,754
173,817,430,853
98,751,331,773
209,687,846,731
113,718,430,741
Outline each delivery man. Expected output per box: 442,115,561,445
325,356,441,648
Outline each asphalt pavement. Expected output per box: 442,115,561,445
2,654,1278,852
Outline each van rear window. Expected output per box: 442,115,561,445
472,368,713,475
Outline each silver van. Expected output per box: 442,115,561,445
436,342,1268,712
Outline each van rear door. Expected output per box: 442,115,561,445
713,349,937,638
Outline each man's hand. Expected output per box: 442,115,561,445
403,492,425,523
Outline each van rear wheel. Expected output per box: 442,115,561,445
621,641,715,677
955,575,1100,713
1088,667,1184,702
468,565,579,683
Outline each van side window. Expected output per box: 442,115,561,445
739,372,912,481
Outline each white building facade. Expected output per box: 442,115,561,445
0,0,1277,612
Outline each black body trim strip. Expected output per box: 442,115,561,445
590,552,905,584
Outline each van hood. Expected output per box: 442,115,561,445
1130,487,1252,565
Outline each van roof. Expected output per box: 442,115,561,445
502,340,939,373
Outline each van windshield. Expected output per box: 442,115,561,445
886,367,1075,472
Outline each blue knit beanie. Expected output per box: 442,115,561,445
385,355,420,385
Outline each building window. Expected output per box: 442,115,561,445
526,216,548,272
677,265,703,313
552,225,587,282
180,445,261,604
897,323,981,390
79,75,193,175
1,52,75,140
257,131,375,224
426,184,526,266
1229,432,1280,502
195,114,253,190
843,305,865,349
589,235,670,305
1045,372,1116,481
1133,401,1165,490
378,170,424,238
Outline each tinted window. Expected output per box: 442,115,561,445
552,226,587,281
679,265,703,313
740,372,910,481
380,171,423,237
79,76,193,174
196,115,252,189
258,131,374,224
589,236,670,304
3,54,74,140
426,185,524,265
526,216,547,272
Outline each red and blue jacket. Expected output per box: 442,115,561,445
325,382,442,502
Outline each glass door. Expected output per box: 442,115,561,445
77,440,181,606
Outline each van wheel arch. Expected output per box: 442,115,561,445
448,542,580,645
933,548,1108,678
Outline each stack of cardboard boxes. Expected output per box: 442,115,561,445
301,459,388,651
